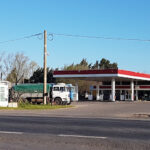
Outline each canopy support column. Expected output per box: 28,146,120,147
131,80,134,101
135,81,138,101
111,78,115,102
136,90,138,101
96,83,100,100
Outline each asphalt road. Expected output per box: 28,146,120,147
0,115,150,140
0,115,150,150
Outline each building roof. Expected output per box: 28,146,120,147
53,69,150,81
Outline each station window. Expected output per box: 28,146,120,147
116,81,120,85
122,81,130,85
103,81,111,85
137,81,150,85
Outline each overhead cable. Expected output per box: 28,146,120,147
1,31,150,44
0,33,43,44
48,32,150,42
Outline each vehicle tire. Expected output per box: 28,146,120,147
54,98,62,105
67,101,71,105
62,101,67,105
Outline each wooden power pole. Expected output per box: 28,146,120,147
43,30,47,105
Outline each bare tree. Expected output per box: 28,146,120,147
14,52,29,84
5,52,39,84
27,61,39,79
0,51,39,84
3,53,15,77
0,52,5,79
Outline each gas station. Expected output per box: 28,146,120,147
54,69,150,101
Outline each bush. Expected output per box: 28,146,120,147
18,100,30,108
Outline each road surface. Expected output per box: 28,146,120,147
0,115,150,150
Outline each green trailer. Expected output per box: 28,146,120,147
12,84,53,103
13,84,52,93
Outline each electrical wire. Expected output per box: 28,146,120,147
1,31,150,44
48,32,150,42
0,33,43,44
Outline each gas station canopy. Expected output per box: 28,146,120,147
54,69,150,102
54,69,150,81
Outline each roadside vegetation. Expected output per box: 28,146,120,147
0,102,73,110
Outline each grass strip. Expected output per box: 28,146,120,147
0,104,73,110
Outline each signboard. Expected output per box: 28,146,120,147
0,82,8,107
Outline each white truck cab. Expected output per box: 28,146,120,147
52,83,71,105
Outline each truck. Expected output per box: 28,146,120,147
11,83,71,105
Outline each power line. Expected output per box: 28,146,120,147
48,32,150,42
0,33,43,44
1,31,150,44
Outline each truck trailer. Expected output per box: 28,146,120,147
11,83,71,105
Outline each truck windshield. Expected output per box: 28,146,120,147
60,87,65,92
53,87,59,91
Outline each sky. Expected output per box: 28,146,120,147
0,0,150,73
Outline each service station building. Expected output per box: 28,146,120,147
54,69,150,102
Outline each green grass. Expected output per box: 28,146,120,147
0,103,73,110
19,104,73,110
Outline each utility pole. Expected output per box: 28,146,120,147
43,30,47,104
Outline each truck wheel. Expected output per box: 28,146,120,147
54,98,62,105
67,101,71,105
62,101,67,105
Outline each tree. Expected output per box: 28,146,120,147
10,53,29,84
92,60,99,70
99,58,110,69
6,68,17,83
63,58,89,71
88,63,92,69
3,53,15,78
29,67,55,83
0,52,15,80
80,58,88,67
109,62,118,69
29,68,43,83
99,58,118,69
47,68,56,83
0,52,4,79
6,52,38,84
27,61,39,79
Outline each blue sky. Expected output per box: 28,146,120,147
0,0,150,73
